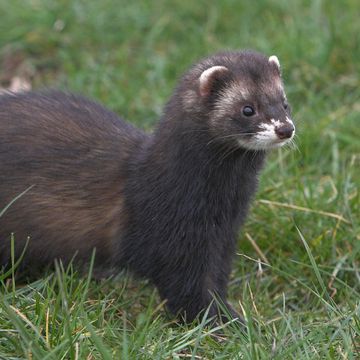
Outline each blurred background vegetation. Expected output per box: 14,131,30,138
0,0,359,358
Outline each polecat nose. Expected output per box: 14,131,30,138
275,125,294,139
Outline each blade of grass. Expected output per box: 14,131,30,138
84,317,112,360
0,185,34,218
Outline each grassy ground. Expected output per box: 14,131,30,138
0,0,359,358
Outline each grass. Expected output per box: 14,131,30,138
0,0,359,358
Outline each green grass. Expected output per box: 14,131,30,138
0,0,359,358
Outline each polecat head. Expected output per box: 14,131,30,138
180,51,295,151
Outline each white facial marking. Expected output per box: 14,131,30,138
221,82,249,102
259,123,274,131
238,120,294,151
256,125,277,141
270,118,282,127
286,116,293,125
256,123,278,143
238,122,276,150
269,55,280,69
211,82,250,121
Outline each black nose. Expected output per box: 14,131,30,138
275,125,294,139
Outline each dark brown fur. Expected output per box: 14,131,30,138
0,92,144,271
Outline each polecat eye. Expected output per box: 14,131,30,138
242,106,255,117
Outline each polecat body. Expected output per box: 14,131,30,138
0,51,295,322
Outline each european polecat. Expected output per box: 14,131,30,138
0,51,295,323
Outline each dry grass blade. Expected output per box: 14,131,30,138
245,233,270,265
258,199,351,224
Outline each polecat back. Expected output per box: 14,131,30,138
0,91,145,271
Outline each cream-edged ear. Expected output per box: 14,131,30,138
269,55,280,71
199,65,229,97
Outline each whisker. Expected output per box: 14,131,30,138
180,129,213,135
288,138,300,153
218,145,239,165
206,133,257,146
180,128,259,147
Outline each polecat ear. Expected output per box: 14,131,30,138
199,66,229,97
269,55,281,74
